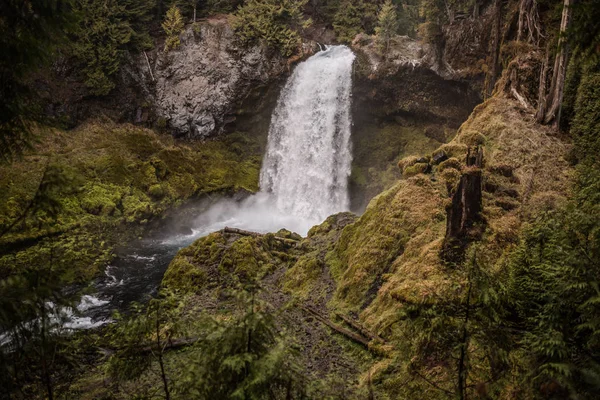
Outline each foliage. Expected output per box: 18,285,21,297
174,285,306,399
333,0,363,43
0,164,86,399
232,0,312,57
332,0,379,43
163,5,185,51
506,205,600,397
205,0,243,14
568,0,600,67
418,0,444,44
571,69,600,164
0,0,75,163
72,0,155,96
107,290,185,399
375,0,399,53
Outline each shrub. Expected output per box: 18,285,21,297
231,0,312,57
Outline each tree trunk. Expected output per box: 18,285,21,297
441,147,484,263
535,44,550,122
193,5,196,23
485,0,502,98
517,0,541,44
543,0,573,127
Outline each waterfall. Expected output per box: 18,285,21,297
260,45,356,223
179,45,356,237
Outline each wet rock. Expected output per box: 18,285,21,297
432,150,449,165
152,17,288,139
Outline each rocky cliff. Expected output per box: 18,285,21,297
149,16,290,139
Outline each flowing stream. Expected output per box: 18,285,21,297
72,45,356,328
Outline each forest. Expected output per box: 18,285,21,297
1,0,600,399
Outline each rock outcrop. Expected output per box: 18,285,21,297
150,16,289,139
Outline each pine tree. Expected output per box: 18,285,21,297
333,0,362,44
162,5,185,52
0,0,75,163
72,0,134,96
375,0,399,54
232,0,311,57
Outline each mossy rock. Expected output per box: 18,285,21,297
437,157,462,172
440,168,461,191
80,183,124,216
458,129,486,146
402,162,429,178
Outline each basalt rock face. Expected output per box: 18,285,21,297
349,35,482,210
150,17,289,139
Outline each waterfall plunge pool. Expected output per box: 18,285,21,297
72,45,357,329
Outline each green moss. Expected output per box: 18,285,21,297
80,183,124,216
437,157,462,172
402,162,429,178
0,123,263,282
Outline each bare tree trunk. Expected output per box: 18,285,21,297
155,306,171,400
535,44,550,122
485,0,502,98
543,0,573,126
193,5,196,23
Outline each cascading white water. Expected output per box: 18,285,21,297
167,45,357,238
260,45,356,222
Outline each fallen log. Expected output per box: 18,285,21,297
336,313,385,343
300,306,371,348
222,226,299,246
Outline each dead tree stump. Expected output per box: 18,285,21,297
441,146,485,263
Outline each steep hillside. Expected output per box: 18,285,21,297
145,91,572,398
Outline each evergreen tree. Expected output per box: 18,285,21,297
333,0,363,43
375,0,399,54
107,291,185,400
72,0,134,96
175,285,306,398
162,5,185,52
0,0,75,163
232,0,312,57
72,0,155,96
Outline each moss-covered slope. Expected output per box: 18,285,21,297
159,95,573,398
0,122,262,282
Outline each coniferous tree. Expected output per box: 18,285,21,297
333,0,363,43
175,285,306,398
375,0,399,54
0,0,75,163
72,0,134,96
162,5,185,51
232,0,312,56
